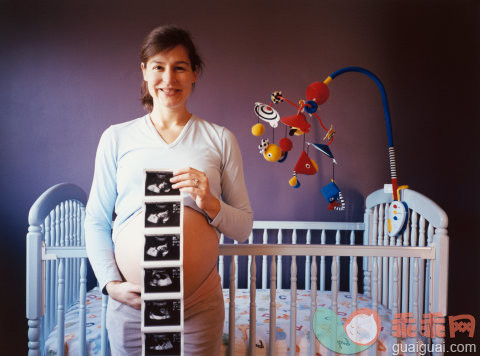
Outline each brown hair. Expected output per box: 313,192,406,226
140,25,204,111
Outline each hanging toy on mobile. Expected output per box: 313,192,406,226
251,67,407,220
252,80,344,211
252,81,336,187
252,103,283,162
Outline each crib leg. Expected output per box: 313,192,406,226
101,294,109,356
27,318,41,356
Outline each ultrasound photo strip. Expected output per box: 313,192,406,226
142,169,184,356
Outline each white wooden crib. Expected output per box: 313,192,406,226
26,183,449,356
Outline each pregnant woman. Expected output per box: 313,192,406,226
85,25,253,355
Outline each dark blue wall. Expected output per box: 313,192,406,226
1,0,478,352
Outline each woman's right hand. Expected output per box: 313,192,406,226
105,281,142,310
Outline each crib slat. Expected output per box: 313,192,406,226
60,202,65,247
331,256,338,314
52,207,59,326
335,230,341,291
66,259,70,310
413,258,420,345
73,202,78,246
66,201,70,247
425,224,434,314
219,234,225,287
51,259,57,330
55,205,60,246
74,258,79,302
79,258,87,356
349,230,354,294
377,205,384,304
44,215,52,334
305,230,311,290
269,256,276,356
44,259,51,335
101,294,108,356
369,256,379,356
409,212,418,312
277,229,283,290
418,216,426,318
402,210,411,313
388,229,395,310
383,203,389,307
352,256,358,312
363,208,372,297
57,259,65,356
247,231,253,291
393,257,399,315
249,256,256,356
290,255,297,356
234,240,239,290
310,256,317,356
320,230,326,291
330,256,338,355
262,229,268,289
372,257,378,312
229,257,236,356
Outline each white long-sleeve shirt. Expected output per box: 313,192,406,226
85,114,253,292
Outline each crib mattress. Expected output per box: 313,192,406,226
44,288,398,355
220,289,396,355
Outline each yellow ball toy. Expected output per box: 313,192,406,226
263,144,282,162
251,123,265,136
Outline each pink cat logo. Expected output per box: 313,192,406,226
343,308,382,346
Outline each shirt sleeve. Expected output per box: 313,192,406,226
84,127,123,294
208,128,253,242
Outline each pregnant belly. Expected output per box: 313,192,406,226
114,207,219,299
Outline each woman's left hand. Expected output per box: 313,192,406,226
170,167,220,220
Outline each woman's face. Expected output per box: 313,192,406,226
141,45,197,111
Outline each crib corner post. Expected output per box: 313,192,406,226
26,224,43,355
432,229,449,316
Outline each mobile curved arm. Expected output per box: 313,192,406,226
326,67,399,199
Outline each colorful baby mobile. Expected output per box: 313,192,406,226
251,67,404,217
252,78,345,211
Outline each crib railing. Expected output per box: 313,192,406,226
27,183,90,356
219,221,365,292
27,184,449,356
365,188,449,327
219,243,442,356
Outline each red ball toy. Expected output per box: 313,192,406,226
279,137,293,152
306,82,330,105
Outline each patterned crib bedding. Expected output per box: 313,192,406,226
44,288,104,356
220,289,397,355
45,288,397,355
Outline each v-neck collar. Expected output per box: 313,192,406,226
145,114,195,148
